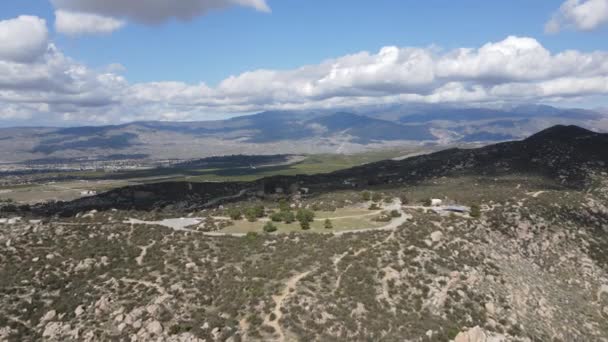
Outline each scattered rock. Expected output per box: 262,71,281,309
145,320,163,335
95,295,112,315
430,231,444,242
41,310,56,323
454,326,486,342
484,302,496,316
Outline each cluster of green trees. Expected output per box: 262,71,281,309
269,199,296,223
361,191,384,202
270,211,295,223
268,206,317,230
227,205,265,222
227,200,339,231
296,208,315,230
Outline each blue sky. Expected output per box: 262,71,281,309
0,0,607,125
1,0,606,84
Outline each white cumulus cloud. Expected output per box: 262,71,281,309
1,35,608,125
55,10,125,36
51,0,270,28
0,16,48,63
546,0,608,33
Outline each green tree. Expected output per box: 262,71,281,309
283,211,295,224
263,222,278,233
278,199,290,212
324,219,333,229
253,205,265,218
300,220,311,230
270,212,284,222
245,208,258,222
296,208,315,224
228,208,242,220
361,191,371,201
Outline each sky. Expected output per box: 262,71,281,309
0,0,607,126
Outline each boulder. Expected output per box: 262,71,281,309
454,326,486,342
74,305,85,317
145,320,163,335
430,231,444,242
41,310,56,323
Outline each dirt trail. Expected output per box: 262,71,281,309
121,278,166,294
264,271,311,341
527,190,547,198
334,230,396,292
135,241,155,266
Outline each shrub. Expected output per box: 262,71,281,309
361,191,371,201
278,199,290,212
399,194,410,205
245,208,258,222
423,198,433,207
263,222,277,233
228,208,242,220
169,323,193,335
271,210,296,223
324,219,333,229
270,212,284,222
282,211,295,223
296,208,315,224
369,203,381,210
372,193,383,202
244,232,258,241
253,205,265,218
470,204,481,218
300,220,311,230
390,210,401,218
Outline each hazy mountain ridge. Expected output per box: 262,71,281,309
0,105,605,163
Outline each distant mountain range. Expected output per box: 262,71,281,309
0,105,605,163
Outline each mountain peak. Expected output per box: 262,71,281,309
524,125,596,142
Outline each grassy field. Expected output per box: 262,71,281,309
219,207,386,234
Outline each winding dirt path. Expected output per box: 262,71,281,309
135,241,155,266
264,271,311,341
